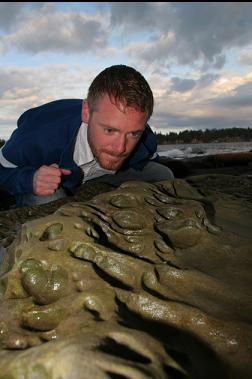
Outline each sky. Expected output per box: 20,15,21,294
1,2,252,140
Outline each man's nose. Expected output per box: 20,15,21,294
112,136,127,154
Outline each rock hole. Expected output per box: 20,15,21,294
163,364,189,379
98,336,151,364
164,346,191,373
106,373,130,379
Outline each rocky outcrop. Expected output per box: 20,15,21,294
0,179,251,379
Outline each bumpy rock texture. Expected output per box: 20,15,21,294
0,179,251,379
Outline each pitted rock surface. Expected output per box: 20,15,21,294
0,179,251,379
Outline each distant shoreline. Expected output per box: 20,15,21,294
155,127,252,145
157,139,252,145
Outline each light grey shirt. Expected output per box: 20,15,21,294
73,122,115,183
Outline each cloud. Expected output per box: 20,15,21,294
1,4,108,54
1,3,252,138
2,3,252,68
126,32,176,66
152,111,232,131
238,50,252,65
167,73,220,95
197,73,220,88
152,106,252,132
0,3,49,31
170,78,196,93
150,70,252,131
110,2,252,69
110,2,158,30
0,64,98,139
0,2,26,31
0,68,33,97
214,81,252,108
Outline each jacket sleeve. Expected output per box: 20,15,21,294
0,164,36,195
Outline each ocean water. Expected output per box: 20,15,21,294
157,141,252,160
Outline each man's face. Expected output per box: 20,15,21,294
83,94,147,171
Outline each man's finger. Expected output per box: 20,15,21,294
60,168,72,175
49,164,71,175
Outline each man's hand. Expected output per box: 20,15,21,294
33,164,71,196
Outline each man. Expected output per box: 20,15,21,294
0,65,173,207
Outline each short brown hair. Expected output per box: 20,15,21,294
87,65,154,120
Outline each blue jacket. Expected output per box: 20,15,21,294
0,99,158,195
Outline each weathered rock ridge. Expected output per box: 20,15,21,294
0,179,251,379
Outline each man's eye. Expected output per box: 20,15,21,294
104,128,114,134
129,131,143,138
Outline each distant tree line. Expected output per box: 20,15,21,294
155,127,252,144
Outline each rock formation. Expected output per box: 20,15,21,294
0,179,251,379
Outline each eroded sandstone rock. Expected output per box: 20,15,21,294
0,179,251,379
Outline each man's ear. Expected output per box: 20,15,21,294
82,100,89,123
